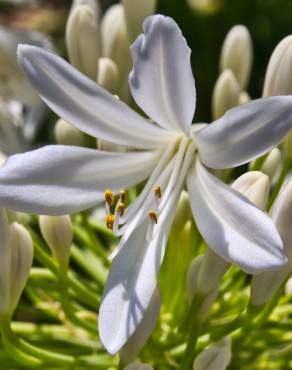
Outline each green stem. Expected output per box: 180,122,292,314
1,319,75,366
249,154,268,171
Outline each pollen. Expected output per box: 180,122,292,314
148,209,158,224
104,189,114,206
119,190,126,203
116,202,125,216
105,214,115,230
154,186,162,199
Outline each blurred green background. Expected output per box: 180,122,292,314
1,0,292,122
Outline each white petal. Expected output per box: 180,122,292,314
99,219,168,354
0,145,160,215
196,96,292,169
17,45,173,150
120,287,160,364
187,159,287,274
129,15,196,134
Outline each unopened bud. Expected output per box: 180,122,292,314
261,148,282,182
101,4,131,92
263,36,292,96
187,0,222,15
97,58,120,94
9,222,33,313
122,0,157,43
251,177,292,306
173,190,192,229
238,91,250,105
124,363,153,370
283,130,292,161
220,25,253,89
120,288,160,364
232,171,270,210
212,70,240,120
66,3,100,80
39,215,73,270
54,119,86,146
193,337,232,370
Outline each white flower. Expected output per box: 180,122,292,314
0,15,290,354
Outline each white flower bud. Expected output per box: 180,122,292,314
251,177,292,306
39,215,73,269
283,130,292,161
231,171,270,211
187,0,222,15
238,91,250,105
66,3,100,80
261,148,282,183
101,4,131,95
212,70,240,120
54,119,86,146
220,25,253,89
120,288,160,364
173,190,192,229
9,222,33,312
124,363,153,370
285,276,292,295
122,0,157,43
263,35,292,96
193,337,232,370
97,58,120,94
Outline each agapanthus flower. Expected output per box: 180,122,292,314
0,15,291,353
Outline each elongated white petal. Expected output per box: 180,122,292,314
196,96,292,169
99,219,168,354
187,159,287,274
17,45,173,149
129,15,196,134
120,287,160,363
0,145,160,215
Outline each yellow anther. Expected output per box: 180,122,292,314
105,214,115,230
154,186,162,199
104,189,114,206
116,202,125,217
148,209,158,224
119,190,126,203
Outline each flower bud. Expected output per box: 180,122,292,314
238,91,250,105
251,177,292,306
122,0,157,43
101,4,131,97
212,70,240,120
39,215,73,270
9,222,33,313
261,148,282,183
120,288,160,364
54,119,86,146
263,35,292,96
283,130,292,161
193,337,232,370
173,190,192,230
66,3,100,80
97,58,120,94
124,363,153,370
220,25,253,89
231,171,270,211
187,0,222,15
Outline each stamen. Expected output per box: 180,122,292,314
154,186,162,212
104,189,114,214
148,209,158,224
113,202,125,235
147,209,158,242
119,190,126,203
105,214,115,230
